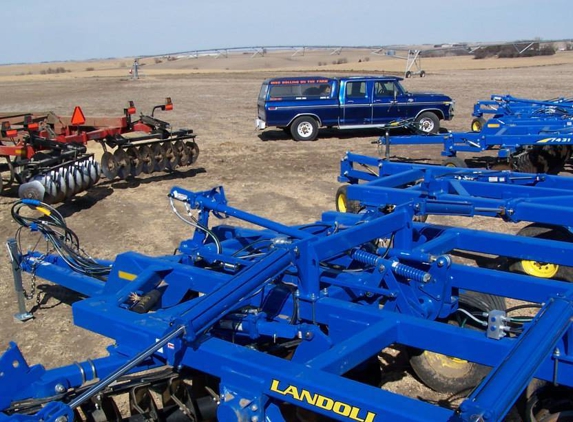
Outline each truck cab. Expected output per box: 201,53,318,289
256,76,454,141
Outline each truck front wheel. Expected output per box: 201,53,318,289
415,112,440,134
291,116,319,141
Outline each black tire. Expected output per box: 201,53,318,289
410,291,506,394
471,117,486,132
419,70,426,78
415,112,440,134
405,71,412,78
335,185,362,213
290,116,319,142
508,224,573,282
442,156,467,168
514,146,569,175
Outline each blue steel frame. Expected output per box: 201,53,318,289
379,93,573,161
472,94,573,121
2,183,573,421
339,152,573,225
380,120,573,159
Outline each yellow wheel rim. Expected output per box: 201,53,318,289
444,162,457,168
521,260,559,278
471,121,482,132
337,193,347,213
423,351,470,371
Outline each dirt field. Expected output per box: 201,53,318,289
1,52,572,418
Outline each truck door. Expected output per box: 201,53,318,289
340,80,373,125
372,80,402,125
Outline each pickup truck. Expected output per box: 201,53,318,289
256,76,455,141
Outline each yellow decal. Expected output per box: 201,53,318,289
118,271,137,281
537,137,573,144
486,123,500,128
270,379,376,422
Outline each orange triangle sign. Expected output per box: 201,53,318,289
71,106,86,126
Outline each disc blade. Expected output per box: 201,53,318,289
127,147,144,177
163,143,179,171
18,179,45,202
114,149,132,180
101,151,119,180
152,144,167,172
138,145,156,175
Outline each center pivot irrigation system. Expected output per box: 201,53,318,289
379,94,573,174
3,152,573,421
0,98,199,204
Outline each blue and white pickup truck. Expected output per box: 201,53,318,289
256,76,454,141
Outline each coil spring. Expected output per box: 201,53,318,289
391,262,431,283
351,249,381,267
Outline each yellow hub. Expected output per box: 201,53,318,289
521,260,559,278
337,193,347,213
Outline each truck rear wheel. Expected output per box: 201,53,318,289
290,116,318,141
415,112,440,134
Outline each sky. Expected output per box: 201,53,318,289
1,0,571,64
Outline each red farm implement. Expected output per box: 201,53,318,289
0,98,199,203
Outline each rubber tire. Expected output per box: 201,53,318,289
471,117,486,132
335,185,362,213
508,224,573,282
419,70,426,78
514,146,569,175
415,112,440,134
410,291,506,394
290,116,319,142
442,156,467,168
405,71,412,78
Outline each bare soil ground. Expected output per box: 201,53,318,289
1,52,572,419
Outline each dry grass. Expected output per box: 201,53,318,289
1,49,572,82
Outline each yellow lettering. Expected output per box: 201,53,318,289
283,385,300,400
299,389,318,405
350,407,376,422
333,401,352,417
315,395,334,411
269,380,377,422
270,379,281,393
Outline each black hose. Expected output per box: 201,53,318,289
11,200,111,278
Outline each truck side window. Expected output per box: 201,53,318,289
374,81,396,97
269,85,302,98
346,82,366,99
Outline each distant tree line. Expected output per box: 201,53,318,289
474,43,555,59
39,67,71,74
